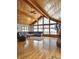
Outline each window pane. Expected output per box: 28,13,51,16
44,25,49,29
21,26,25,30
34,26,37,29
38,18,43,24
50,25,55,29
44,29,49,34
39,26,43,29
21,26,28,32
50,20,56,24
50,29,57,34
21,26,25,32
22,30,25,32
24,27,26,30
44,17,49,24
39,28,43,32
34,29,37,31
26,26,28,32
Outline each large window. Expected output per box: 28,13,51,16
50,20,56,24
38,18,43,24
44,29,49,34
34,26,38,29
44,25,49,29
44,17,49,24
21,26,28,32
44,25,49,34
34,26,38,31
33,17,60,35
50,24,57,34
39,26,43,31
34,29,38,32
50,29,57,34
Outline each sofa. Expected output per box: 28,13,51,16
27,32,43,37
17,32,43,42
17,32,26,42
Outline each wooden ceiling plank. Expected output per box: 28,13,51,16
24,0,61,23
18,9,36,19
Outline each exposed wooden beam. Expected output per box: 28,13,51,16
24,0,61,23
24,0,48,18
30,16,43,25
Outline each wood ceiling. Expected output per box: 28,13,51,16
17,0,61,25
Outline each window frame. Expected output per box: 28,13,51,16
33,17,59,35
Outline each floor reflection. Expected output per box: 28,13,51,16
18,37,61,59
25,37,58,52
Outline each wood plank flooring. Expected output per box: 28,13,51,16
17,37,61,59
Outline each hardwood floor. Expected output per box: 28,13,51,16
17,37,61,59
